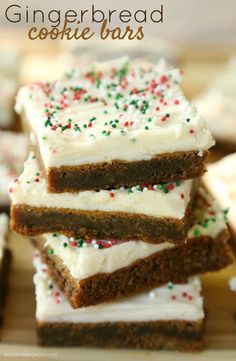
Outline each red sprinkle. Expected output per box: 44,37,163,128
174,99,180,105
160,75,168,84
180,193,185,199
109,192,115,198
171,295,176,300
168,184,174,191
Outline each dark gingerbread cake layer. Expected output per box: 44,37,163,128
37,319,204,351
32,229,232,308
45,150,208,193
0,248,12,324
11,203,193,243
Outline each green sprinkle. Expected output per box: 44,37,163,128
63,242,68,248
52,233,58,237
167,282,173,290
48,249,54,255
78,239,84,248
203,220,209,228
175,181,181,186
144,126,149,130
193,229,201,237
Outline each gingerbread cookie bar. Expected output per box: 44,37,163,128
0,214,12,324
31,187,232,308
10,152,196,243
15,57,214,192
0,131,28,213
0,46,20,130
203,153,236,251
34,255,205,350
195,57,236,151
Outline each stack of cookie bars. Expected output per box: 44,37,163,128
10,58,233,350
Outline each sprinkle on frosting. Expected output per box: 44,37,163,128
189,186,228,238
15,57,214,168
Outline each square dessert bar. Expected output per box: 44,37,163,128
195,57,236,151
11,153,196,243
203,153,236,251
0,214,12,323
34,255,205,351
0,46,20,130
31,187,232,308
0,131,28,213
15,57,214,192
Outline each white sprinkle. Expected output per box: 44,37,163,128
143,187,148,192
94,244,99,249
149,291,156,299
92,239,97,245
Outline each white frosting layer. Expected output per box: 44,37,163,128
33,254,204,323
0,213,9,260
188,186,228,239
44,234,174,279
195,57,236,144
203,153,236,234
10,152,193,219
0,131,28,205
15,57,214,168
42,186,227,280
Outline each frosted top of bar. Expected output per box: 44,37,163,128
203,153,236,234
33,253,204,323
16,57,214,167
195,57,236,144
0,131,28,206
